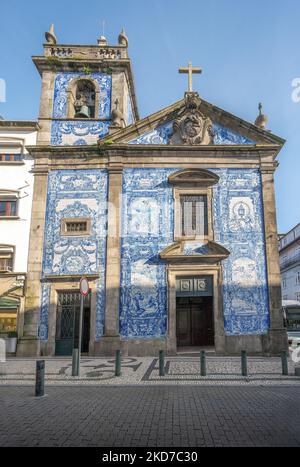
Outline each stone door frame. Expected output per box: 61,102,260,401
41,279,98,356
166,264,226,354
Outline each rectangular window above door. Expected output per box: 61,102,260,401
60,217,91,236
180,194,208,237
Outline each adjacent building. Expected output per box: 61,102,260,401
17,27,287,357
279,223,300,302
0,120,38,336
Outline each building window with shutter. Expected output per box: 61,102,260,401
180,194,208,237
0,153,23,162
0,199,17,217
0,246,14,272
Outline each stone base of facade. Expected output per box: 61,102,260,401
40,341,55,356
263,328,289,356
93,336,123,357
93,337,168,357
16,337,41,357
15,329,289,357
215,329,288,356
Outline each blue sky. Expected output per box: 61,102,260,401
0,0,299,233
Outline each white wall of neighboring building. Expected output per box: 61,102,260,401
0,124,37,272
279,223,300,302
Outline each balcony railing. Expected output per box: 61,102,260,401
280,252,300,270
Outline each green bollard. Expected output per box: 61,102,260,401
159,350,165,377
200,350,206,376
241,350,248,377
35,360,45,397
115,350,122,377
72,348,79,377
281,350,288,376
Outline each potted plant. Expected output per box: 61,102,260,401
6,331,18,353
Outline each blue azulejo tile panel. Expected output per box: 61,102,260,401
51,72,111,145
212,168,269,335
120,169,176,338
129,122,174,145
53,72,111,119
39,283,51,341
129,121,254,145
51,120,110,146
39,169,108,341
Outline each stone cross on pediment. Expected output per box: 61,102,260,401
179,61,202,92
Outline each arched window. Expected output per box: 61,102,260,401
67,79,99,119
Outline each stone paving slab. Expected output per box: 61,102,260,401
0,356,299,386
0,385,300,446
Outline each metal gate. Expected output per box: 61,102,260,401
55,292,90,356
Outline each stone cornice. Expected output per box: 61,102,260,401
26,142,281,155
0,120,39,131
42,274,99,282
26,143,281,172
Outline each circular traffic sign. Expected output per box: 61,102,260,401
80,277,89,296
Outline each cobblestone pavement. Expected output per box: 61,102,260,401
0,356,299,386
0,385,299,446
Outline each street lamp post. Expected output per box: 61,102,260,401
72,277,89,377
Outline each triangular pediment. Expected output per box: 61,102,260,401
160,240,230,264
101,93,285,148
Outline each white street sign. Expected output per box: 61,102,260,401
80,277,89,296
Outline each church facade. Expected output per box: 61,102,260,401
17,27,288,357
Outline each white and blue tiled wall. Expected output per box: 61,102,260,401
38,167,269,342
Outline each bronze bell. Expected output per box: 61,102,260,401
74,105,90,118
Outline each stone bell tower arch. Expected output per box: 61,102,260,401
33,25,139,146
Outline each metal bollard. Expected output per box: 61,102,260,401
200,350,206,376
281,350,289,376
241,350,248,376
159,350,165,377
115,349,122,377
72,348,79,377
35,360,45,397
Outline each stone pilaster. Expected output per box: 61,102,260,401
94,165,123,355
37,71,55,146
260,169,288,354
17,171,49,356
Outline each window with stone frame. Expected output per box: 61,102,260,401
179,194,208,237
169,169,219,241
60,218,91,236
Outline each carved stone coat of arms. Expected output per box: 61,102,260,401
169,92,213,145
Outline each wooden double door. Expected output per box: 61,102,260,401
176,296,214,347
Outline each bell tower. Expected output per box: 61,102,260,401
33,25,139,146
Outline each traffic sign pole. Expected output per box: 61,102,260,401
72,277,89,377
77,293,84,376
